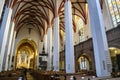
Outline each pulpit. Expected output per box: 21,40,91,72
39,46,48,70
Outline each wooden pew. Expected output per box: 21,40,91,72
0,70,24,80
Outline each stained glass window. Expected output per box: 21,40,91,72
78,18,85,42
79,56,87,70
107,0,120,27
81,57,86,69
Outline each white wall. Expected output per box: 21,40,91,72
14,24,43,54
73,10,92,46
84,12,92,39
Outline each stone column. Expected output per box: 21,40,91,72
53,0,60,71
44,21,48,53
53,16,59,71
0,0,5,19
47,9,53,71
9,31,16,70
5,22,15,70
43,21,48,61
0,6,9,52
87,0,112,77
64,0,75,73
44,33,48,54
47,26,53,70
0,7,13,71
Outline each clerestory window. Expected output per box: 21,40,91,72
107,0,120,27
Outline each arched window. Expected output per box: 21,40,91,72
107,0,120,27
78,56,90,70
81,57,87,69
78,18,85,42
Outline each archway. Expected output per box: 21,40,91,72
109,47,120,71
77,53,91,71
15,39,37,70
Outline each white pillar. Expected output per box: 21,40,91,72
5,22,15,70
0,0,5,19
87,0,112,77
0,7,12,71
44,21,48,54
47,27,53,70
64,0,75,73
9,31,16,70
53,16,60,71
44,34,47,61
44,21,48,62
0,6,9,52
44,35,47,52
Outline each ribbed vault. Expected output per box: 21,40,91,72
6,0,102,40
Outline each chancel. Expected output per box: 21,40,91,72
0,0,120,80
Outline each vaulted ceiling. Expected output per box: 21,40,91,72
6,0,102,40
